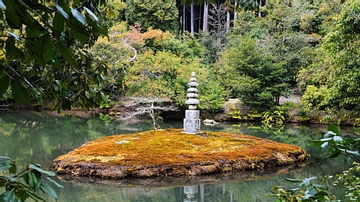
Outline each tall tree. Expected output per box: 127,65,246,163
301,0,360,110
203,1,209,32
191,0,195,34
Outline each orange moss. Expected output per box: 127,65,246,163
53,129,308,178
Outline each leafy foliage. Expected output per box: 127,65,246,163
261,108,285,127
0,156,62,201
299,0,360,111
126,1,178,33
269,176,335,201
271,124,360,201
124,50,214,108
333,162,360,201
219,35,288,109
0,0,109,111
120,28,224,111
312,124,360,163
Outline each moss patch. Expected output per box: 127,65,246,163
53,129,308,179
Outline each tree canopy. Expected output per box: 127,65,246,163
0,0,109,111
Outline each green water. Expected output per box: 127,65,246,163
0,110,354,202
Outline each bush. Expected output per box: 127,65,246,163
0,156,62,201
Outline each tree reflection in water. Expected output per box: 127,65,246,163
0,111,353,201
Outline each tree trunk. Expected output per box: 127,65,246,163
258,0,262,17
234,0,237,21
203,2,208,32
226,9,230,33
191,0,194,34
183,4,186,32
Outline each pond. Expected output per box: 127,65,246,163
0,110,355,201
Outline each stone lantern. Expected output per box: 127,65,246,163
183,72,200,134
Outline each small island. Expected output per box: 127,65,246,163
53,128,308,179
53,72,308,179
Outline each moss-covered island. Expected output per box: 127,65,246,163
53,129,308,179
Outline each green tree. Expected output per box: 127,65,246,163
300,0,360,110
218,36,288,109
0,0,109,111
126,1,178,33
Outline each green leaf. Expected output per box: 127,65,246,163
53,12,65,33
0,156,11,163
6,37,25,59
26,171,39,190
71,8,86,25
101,92,107,102
16,190,30,202
40,34,54,63
322,151,341,161
284,178,303,183
11,79,30,104
29,164,55,176
0,190,21,202
84,7,98,22
59,42,78,68
46,177,64,188
3,0,21,28
0,156,11,171
86,15,108,35
25,22,45,38
0,74,10,95
85,90,90,99
74,31,89,45
8,160,17,174
339,149,360,156
55,3,69,19
32,34,52,65
41,181,58,199
301,177,317,187
328,124,339,135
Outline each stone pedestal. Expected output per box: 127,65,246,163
184,110,200,134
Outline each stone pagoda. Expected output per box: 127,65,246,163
183,72,200,134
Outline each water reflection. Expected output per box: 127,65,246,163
0,110,353,201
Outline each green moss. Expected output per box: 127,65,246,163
53,129,309,178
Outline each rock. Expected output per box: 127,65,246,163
203,119,218,126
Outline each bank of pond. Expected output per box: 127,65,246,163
0,110,355,201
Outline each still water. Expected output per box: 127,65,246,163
0,110,355,201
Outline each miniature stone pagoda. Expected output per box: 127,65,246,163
183,72,200,134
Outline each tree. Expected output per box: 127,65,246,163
219,35,289,109
0,0,109,111
203,1,209,32
300,0,360,110
126,1,179,33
